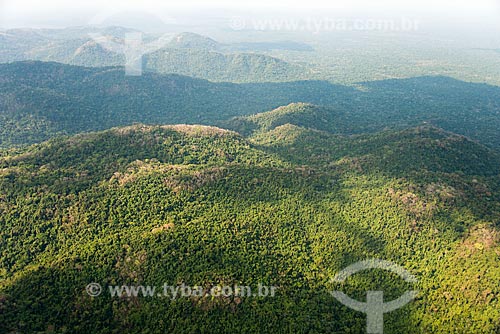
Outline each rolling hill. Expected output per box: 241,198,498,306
143,48,308,82
166,32,222,50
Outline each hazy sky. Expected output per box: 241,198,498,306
1,0,499,10
1,0,499,28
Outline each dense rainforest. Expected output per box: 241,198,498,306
0,118,499,333
1,25,500,334
1,62,500,148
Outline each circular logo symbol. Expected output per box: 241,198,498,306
329,259,418,334
229,16,247,31
86,283,103,297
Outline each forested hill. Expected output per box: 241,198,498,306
143,48,307,82
166,32,221,50
224,100,500,149
250,122,500,178
222,103,349,136
1,61,500,149
0,123,499,333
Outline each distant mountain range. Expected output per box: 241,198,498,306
0,28,312,82
165,32,314,52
